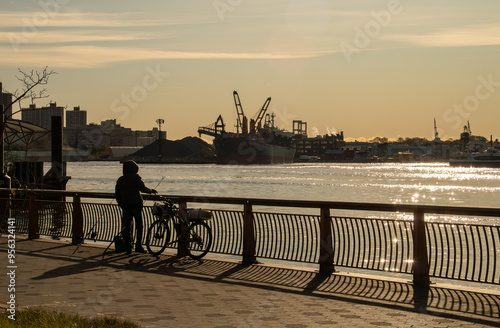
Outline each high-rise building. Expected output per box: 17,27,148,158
22,102,64,129
0,83,13,118
66,106,87,127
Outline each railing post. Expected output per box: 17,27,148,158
242,201,256,265
413,209,430,286
319,206,335,274
177,201,188,257
72,195,84,245
0,176,11,221
28,194,39,240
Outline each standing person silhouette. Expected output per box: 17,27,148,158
115,160,157,254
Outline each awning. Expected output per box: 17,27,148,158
3,119,50,146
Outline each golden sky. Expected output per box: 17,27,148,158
1,0,499,142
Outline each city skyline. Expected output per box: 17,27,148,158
0,0,499,142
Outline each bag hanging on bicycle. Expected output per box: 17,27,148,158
186,209,212,220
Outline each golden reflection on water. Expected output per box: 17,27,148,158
66,162,500,224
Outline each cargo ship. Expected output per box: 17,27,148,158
198,91,296,164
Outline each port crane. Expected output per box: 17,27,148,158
197,115,225,138
233,90,272,134
233,91,247,134
198,91,272,138
251,96,271,133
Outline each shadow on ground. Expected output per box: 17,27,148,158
8,239,500,326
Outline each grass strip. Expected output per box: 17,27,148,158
0,307,141,327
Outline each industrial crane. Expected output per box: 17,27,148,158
233,91,248,134
251,97,271,133
198,91,272,138
197,115,225,138
233,90,271,134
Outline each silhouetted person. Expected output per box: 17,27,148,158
115,160,157,254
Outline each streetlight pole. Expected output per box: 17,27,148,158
156,118,164,162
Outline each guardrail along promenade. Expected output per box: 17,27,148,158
1,188,499,288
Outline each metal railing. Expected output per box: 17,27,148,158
427,222,499,283
331,217,414,273
1,188,499,287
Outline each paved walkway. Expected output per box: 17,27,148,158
0,237,499,327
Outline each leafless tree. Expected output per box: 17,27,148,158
1,67,57,174
3,66,57,118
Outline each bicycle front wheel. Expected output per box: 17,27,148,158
146,220,170,256
183,221,212,260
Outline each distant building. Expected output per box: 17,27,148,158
294,132,345,158
134,128,166,146
66,106,87,127
100,119,136,146
64,119,136,150
0,83,13,118
22,102,64,130
343,141,375,161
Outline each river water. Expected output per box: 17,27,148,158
63,161,500,224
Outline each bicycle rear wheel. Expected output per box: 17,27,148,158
146,220,170,256
183,221,212,260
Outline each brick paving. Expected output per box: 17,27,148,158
0,237,499,327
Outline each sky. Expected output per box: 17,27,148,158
0,0,499,142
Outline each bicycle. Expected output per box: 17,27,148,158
146,197,213,260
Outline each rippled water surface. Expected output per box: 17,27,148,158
65,162,500,204
64,162,500,222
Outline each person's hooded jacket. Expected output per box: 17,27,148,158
115,161,155,209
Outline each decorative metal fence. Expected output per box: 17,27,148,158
427,222,500,283
253,212,320,263
331,217,414,274
209,210,243,255
1,189,499,287
37,201,73,238
81,202,122,242
9,198,29,233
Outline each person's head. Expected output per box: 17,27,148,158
123,160,139,174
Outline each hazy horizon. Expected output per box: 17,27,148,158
1,0,499,143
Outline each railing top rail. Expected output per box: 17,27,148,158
2,188,500,218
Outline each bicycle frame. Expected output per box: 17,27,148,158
147,198,212,259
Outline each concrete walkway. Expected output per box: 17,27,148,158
0,237,499,327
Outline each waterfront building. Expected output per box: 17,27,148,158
66,106,87,127
22,102,64,130
343,141,375,161
294,132,346,159
64,119,162,152
134,127,166,147
0,83,13,118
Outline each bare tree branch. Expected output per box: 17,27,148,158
4,66,57,118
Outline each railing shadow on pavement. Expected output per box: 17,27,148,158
131,255,499,325
17,239,499,327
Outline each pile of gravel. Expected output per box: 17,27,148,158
126,137,216,163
